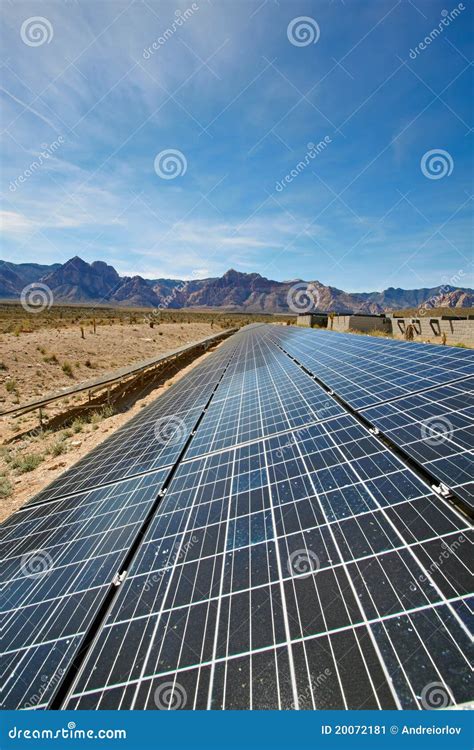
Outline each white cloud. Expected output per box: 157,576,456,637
0,210,37,233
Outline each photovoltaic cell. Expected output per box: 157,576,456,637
187,334,344,458
28,407,202,506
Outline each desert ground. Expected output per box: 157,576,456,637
0,318,225,417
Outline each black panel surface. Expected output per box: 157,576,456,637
1,324,472,711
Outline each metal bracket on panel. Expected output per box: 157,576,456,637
432,483,452,498
113,571,127,587
328,389,335,396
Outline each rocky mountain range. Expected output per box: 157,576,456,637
1,256,473,314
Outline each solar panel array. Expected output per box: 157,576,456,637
0,325,472,711
266,327,474,510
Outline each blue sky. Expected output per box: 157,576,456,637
0,0,472,292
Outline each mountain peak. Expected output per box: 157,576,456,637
64,255,88,267
222,268,265,283
223,268,246,278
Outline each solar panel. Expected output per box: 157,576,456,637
0,324,472,711
0,328,253,709
187,334,345,458
62,413,472,709
266,326,473,409
363,379,474,509
264,327,474,508
27,406,203,506
0,470,168,709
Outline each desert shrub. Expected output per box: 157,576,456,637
72,418,84,433
62,362,74,377
34,428,52,441
100,405,115,418
43,354,59,364
50,440,67,457
0,475,12,498
11,453,44,473
90,405,114,425
1,447,12,463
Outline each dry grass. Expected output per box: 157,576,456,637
347,328,393,339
